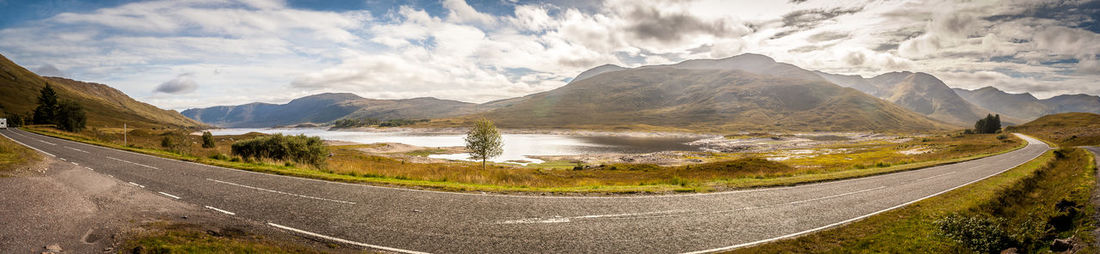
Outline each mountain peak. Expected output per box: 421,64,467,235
573,64,628,82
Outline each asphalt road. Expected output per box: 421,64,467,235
1,129,1050,253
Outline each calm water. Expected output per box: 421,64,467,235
207,128,704,163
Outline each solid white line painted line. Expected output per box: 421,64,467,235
207,178,356,205
681,134,1048,254
204,206,235,215
128,182,145,188
267,222,430,254
158,192,181,199
106,156,159,169
64,146,90,153
37,139,56,145
0,132,55,157
786,186,885,205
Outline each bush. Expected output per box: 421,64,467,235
208,153,230,161
201,131,215,148
935,214,1014,253
230,134,327,168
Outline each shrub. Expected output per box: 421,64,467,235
230,134,327,168
935,214,1014,253
201,131,215,148
208,153,230,160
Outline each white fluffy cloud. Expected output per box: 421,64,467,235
0,0,1096,110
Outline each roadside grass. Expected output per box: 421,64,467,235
23,126,1024,194
0,130,40,175
728,148,1097,253
122,221,324,254
1007,112,1100,147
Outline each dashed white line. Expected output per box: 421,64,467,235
64,146,90,153
204,206,236,215
267,222,430,254
0,133,55,157
500,210,684,224
207,178,356,205
59,158,67,161
158,192,181,199
36,139,56,145
786,186,885,205
71,162,79,166
913,171,957,182
85,167,94,171
106,156,159,169
128,182,145,188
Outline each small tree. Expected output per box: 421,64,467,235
464,118,503,169
201,131,216,148
33,84,60,125
56,100,86,132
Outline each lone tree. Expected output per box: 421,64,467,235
465,118,503,169
973,114,1002,134
201,131,216,148
33,84,60,125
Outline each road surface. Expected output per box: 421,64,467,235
0,129,1049,253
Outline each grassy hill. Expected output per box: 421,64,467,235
0,54,202,129
1006,112,1100,147
455,66,951,132
821,71,1002,126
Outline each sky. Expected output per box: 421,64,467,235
0,0,1097,110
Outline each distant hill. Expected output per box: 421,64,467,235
182,93,480,128
953,86,1100,121
817,71,998,126
469,55,950,132
1007,112,1100,147
0,54,202,129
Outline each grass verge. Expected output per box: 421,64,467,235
122,221,324,253
728,147,1097,253
0,130,41,175
22,126,1024,194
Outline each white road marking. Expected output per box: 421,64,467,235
499,210,684,224
0,132,55,157
682,134,1048,254
36,139,56,145
86,167,94,171
64,146,90,153
204,206,235,215
106,156,159,169
128,182,145,188
267,222,430,254
912,171,956,182
72,162,79,166
107,175,114,178
207,178,356,205
59,158,67,161
158,192,181,199
786,186,885,205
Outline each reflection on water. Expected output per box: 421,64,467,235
206,128,704,163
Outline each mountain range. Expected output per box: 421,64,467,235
181,93,482,128
953,86,1100,120
0,54,201,129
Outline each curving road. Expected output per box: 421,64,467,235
1,128,1049,253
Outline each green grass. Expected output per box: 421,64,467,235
24,126,1025,194
0,131,40,175
122,221,324,253
728,147,1097,253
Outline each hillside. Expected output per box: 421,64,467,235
0,54,202,129
953,86,1052,120
182,93,479,128
1040,94,1100,114
473,66,950,132
818,71,997,126
1006,112,1100,147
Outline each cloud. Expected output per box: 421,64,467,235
154,73,198,94
443,0,497,25
32,64,64,77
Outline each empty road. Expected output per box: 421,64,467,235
0,129,1049,253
